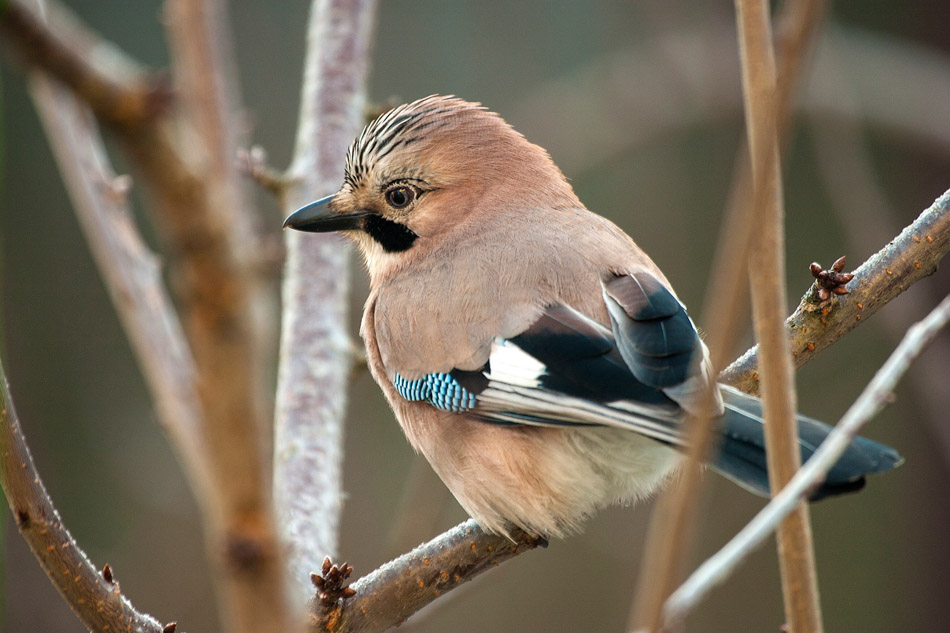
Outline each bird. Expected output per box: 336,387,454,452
283,95,902,539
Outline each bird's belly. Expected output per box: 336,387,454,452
402,406,680,538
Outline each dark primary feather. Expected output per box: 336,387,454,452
713,386,904,499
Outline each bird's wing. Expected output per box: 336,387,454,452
601,272,720,417
388,272,716,447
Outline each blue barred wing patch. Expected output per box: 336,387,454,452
392,372,478,413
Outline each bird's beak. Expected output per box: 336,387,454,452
282,195,370,232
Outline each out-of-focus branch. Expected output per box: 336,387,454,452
772,0,827,141
510,23,950,178
665,294,950,626
7,0,293,630
165,0,245,193
308,520,546,633
721,188,950,392
161,1,290,631
734,2,822,632
273,0,378,602
0,0,167,130
27,74,212,504
0,362,167,633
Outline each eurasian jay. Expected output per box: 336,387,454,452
283,95,901,538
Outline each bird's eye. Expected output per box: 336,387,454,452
385,185,416,209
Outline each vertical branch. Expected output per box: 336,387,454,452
735,1,823,632
162,1,290,631
165,0,245,189
274,0,378,601
629,2,827,631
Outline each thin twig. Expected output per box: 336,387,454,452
237,146,290,198
274,0,378,602
664,293,950,625
308,520,546,633
735,1,823,631
720,188,950,392
0,360,166,633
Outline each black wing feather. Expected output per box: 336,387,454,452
603,272,701,388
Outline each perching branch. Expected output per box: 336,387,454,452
720,187,950,392
664,293,950,626
0,360,167,633
273,0,378,602
308,521,546,633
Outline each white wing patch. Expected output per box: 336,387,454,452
485,339,545,388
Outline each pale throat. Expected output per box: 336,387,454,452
355,232,410,286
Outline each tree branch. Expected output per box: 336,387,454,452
26,72,213,504
273,0,378,602
808,66,950,470
0,360,167,633
159,1,291,630
0,0,168,130
664,293,950,626
629,2,827,630
8,0,294,629
720,187,950,392
308,520,546,633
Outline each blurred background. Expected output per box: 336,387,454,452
2,2,950,632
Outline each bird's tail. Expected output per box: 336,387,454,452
709,386,904,500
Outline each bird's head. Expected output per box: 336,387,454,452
283,96,578,278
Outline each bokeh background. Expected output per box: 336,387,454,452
3,2,950,632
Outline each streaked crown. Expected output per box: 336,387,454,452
342,96,573,200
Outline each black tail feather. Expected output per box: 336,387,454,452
710,386,903,500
